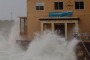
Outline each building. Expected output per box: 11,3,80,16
20,0,90,41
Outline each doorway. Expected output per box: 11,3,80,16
54,23,65,37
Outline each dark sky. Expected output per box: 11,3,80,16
0,0,26,20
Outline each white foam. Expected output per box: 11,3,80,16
22,30,79,60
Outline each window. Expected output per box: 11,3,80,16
54,2,63,10
75,1,84,9
36,2,44,10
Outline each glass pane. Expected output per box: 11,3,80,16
40,6,44,10
54,2,59,10
59,2,63,10
36,6,39,10
80,2,84,9
75,2,79,9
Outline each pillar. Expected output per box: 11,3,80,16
75,21,79,33
41,22,44,33
52,22,54,32
65,23,67,39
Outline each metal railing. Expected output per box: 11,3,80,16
73,33,90,60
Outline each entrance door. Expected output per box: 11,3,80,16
54,23,65,37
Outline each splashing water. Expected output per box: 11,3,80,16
0,20,79,60
0,20,24,60
22,31,79,60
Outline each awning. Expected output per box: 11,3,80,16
39,17,80,21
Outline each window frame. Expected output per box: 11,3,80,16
54,2,63,10
75,1,84,10
35,2,44,10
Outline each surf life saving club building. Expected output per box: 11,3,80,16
19,0,90,41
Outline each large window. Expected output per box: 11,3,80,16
35,2,44,10
75,1,84,9
54,2,63,10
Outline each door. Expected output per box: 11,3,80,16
54,23,65,37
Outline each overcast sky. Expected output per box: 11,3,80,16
0,0,26,20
